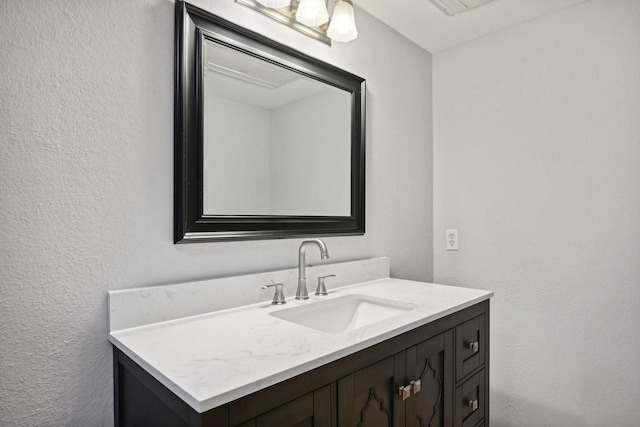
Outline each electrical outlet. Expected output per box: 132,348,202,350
446,229,458,250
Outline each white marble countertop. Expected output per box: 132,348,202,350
109,277,492,413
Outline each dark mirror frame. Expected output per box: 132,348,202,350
174,1,366,243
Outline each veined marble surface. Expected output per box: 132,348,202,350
109,270,493,413
108,257,390,331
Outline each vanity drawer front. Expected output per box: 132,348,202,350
455,315,485,381
454,369,485,427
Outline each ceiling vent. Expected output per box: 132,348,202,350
429,0,495,16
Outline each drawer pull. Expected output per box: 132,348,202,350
398,385,411,401
467,399,479,411
468,341,479,353
411,379,421,395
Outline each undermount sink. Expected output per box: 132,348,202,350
270,294,418,334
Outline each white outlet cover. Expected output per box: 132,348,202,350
446,229,459,250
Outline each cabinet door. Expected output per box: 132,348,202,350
405,331,453,427
337,355,405,426
234,385,333,427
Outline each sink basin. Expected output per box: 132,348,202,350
270,294,418,334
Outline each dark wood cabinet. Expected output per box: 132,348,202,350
337,356,400,426
406,331,453,427
337,332,453,427
453,314,488,427
454,370,485,427
455,315,486,382
237,386,334,427
113,300,489,427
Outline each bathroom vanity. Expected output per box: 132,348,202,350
109,258,492,426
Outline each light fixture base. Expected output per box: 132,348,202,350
236,0,332,45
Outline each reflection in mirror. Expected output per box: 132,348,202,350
202,40,351,216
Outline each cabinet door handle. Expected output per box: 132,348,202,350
468,341,479,353
467,399,479,411
411,379,421,395
398,385,411,401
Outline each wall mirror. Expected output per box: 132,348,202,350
175,1,366,243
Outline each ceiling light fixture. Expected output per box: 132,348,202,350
327,0,357,42
237,0,358,44
296,0,330,27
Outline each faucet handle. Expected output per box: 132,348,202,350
262,283,286,305
315,274,335,296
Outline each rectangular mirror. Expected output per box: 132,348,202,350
175,1,365,243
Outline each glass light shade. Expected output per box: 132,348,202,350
295,0,330,27
255,0,291,8
327,0,358,42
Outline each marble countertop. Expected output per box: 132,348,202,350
109,277,492,413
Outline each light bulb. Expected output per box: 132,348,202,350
255,0,291,8
295,0,330,27
327,0,358,42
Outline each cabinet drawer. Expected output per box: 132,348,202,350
455,315,485,381
454,369,485,427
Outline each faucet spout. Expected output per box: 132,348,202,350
296,239,329,300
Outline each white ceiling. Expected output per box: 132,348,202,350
204,40,332,109
355,0,590,53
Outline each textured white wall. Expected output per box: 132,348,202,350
0,0,432,425
433,0,640,425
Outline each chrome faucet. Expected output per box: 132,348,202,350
296,239,330,300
